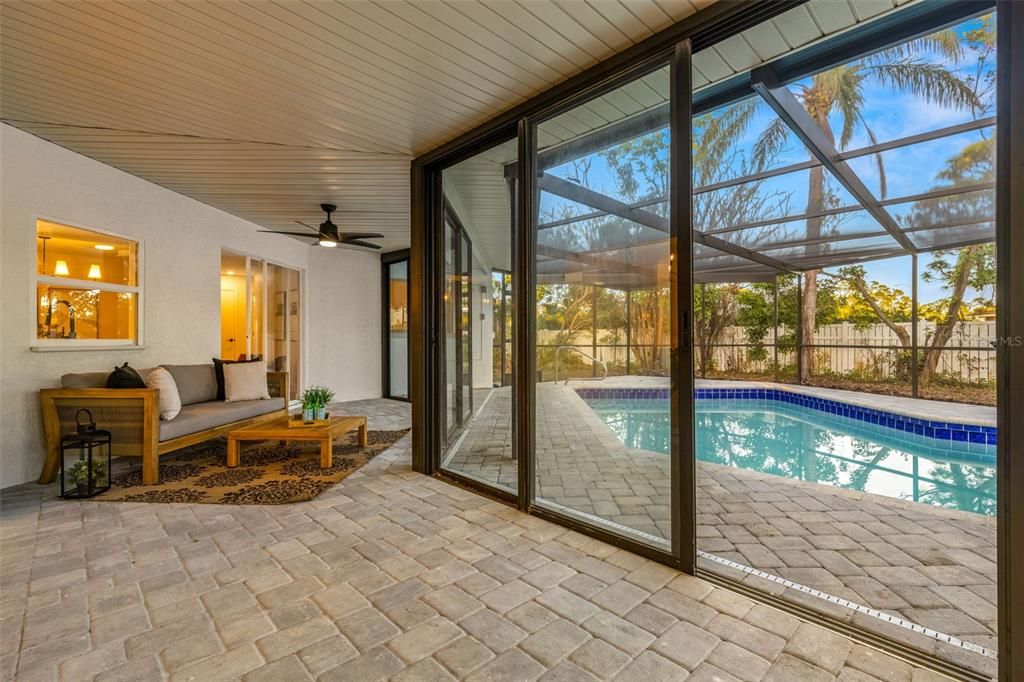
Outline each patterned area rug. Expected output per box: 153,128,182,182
95,429,409,505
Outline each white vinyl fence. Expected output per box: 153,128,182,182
540,321,996,383
708,321,995,382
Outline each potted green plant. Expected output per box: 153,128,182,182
309,385,335,420
300,388,317,422
66,458,107,496
299,386,335,421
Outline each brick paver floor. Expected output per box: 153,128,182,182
443,385,997,677
0,398,967,680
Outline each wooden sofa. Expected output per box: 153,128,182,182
40,368,289,486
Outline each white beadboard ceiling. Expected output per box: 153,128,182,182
1,0,912,252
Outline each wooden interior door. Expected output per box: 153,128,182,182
220,289,238,359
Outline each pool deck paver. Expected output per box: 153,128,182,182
0,398,959,682
442,381,997,677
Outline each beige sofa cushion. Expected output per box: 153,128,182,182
145,367,182,420
224,362,270,402
158,398,284,441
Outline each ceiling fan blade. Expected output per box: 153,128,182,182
342,239,383,250
294,220,320,232
259,230,322,238
338,232,385,240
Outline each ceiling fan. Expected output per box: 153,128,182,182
259,203,384,249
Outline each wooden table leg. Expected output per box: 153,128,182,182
227,438,239,468
358,422,368,447
320,438,332,469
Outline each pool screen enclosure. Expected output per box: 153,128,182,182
411,0,1021,679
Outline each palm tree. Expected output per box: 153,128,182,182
592,22,984,381
782,31,981,380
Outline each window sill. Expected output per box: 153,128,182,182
30,344,145,353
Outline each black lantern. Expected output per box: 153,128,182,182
60,409,111,498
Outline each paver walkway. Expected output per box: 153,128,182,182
0,399,961,681
443,385,997,677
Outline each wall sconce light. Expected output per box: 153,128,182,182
88,264,102,280
54,260,69,277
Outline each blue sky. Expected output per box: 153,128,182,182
540,14,995,306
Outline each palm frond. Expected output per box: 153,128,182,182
868,28,964,65
858,113,886,199
752,117,788,171
825,68,865,149
866,61,981,111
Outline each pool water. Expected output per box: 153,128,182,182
585,397,996,516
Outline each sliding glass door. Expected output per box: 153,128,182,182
441,214,474,444
382,251,409,400
493,271,512,387
528,57,687,555
220,250,303,400
414,0,1015,676
267,263,302,400
682,8,1000,677
437,138,518,494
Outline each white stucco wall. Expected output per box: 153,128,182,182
0,124,382,488
305,247,382,403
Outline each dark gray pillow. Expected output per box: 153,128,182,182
160,364,218,405
106,363,145,388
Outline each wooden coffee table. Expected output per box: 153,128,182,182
226,414,368,469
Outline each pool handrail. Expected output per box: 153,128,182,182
554,346,608,384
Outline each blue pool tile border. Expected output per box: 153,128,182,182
573,387,997,446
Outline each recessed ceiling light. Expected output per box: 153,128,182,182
94,244,115,251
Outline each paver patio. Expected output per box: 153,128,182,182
0,398,961,681
442,382,997,676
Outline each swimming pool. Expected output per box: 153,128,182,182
579,389,996,516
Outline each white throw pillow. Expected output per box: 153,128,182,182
224,361,270,402
145,367,182,420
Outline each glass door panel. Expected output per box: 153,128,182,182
461,238,473,423
532,62,675,549
384,258,409,399
250,258,264,361
444,220,458,446
690,12,998,677
287,267,301,399
267,262,302,400
269,264,289,376
439,138,518,493
493,272,512,387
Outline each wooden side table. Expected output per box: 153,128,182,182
226,415,368,469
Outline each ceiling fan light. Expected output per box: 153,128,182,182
318,238,338,248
